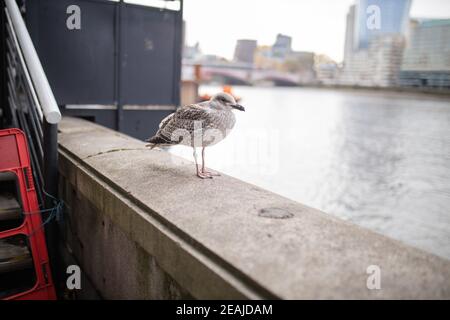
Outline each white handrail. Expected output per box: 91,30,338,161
5,0,61,124
5,9,43,122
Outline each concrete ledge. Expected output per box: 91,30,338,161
58,117,450,299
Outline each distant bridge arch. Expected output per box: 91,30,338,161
202,68,252,85
183,62,301,86
251,69,300,86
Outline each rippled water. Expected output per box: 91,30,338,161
170,85,450,259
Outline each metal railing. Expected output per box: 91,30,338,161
4,0,61,209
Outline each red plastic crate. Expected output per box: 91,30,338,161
0,128,56,300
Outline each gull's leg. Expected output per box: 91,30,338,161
193,147,211,179
201,147,220,176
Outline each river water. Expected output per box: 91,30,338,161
170,85,450,260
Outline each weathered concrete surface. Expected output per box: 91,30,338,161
58,117,450,299
60,179,192,299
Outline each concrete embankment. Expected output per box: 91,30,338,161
57,117,450,299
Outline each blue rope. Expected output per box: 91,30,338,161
23,190,64,237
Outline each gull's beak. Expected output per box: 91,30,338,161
231,104,245,111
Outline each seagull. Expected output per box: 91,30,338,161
145,92,245,179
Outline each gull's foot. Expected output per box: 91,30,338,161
202,170,221,176
197,172,213,179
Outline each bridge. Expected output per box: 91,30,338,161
183,61,303,86
1,0,450,300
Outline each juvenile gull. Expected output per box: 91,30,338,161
145,92,245,179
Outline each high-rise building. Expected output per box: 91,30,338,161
340,0,411,87
272,34,292,59
344,5,356,64
400,19,450,88
233,39,257,64
354,0,412,50
341,35,405,87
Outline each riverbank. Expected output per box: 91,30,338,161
200,82,450,99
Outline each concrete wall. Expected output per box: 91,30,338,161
57,117,450,299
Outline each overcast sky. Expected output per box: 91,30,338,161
182,0,450,62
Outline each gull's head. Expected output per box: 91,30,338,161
210,92,245,111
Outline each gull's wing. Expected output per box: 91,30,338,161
158,113,174,129
158,103,214,140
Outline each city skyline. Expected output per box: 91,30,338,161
183,0,450,63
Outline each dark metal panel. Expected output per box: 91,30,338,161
24,0,183,140
173,0,183,107
121,110,173,140
61,108,117,129
115,0,124,131
120,4,177,105
26,0,116,105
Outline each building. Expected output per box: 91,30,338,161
183,42,201,61
354,0,412,50
340,0,411,87
253,34,316,84
343,5,356,64
369,35,406,86
233,39,257,64
254,45,278,69
341,35,406,87
315,54,339,85
400,19,450,89
271,34,292,59
254,34,294,66
282,51,316,84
